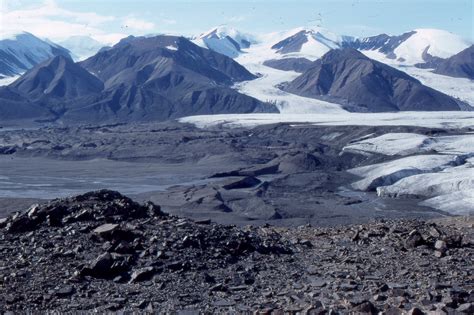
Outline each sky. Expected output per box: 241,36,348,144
1,0,472,45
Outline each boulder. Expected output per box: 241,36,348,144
221,176,261,190
130,267,156,283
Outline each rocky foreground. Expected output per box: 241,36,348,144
0,190,472,313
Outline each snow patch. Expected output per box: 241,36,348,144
0,75,20,86
165,45,178,51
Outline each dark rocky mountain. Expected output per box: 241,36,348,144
0,32,71,78
343,32,415,60
432,45,474,79
0,55,104,120
0,35,277,124
80,35,255,88
263,58,313,73
11,55,104,102
283,48,466,112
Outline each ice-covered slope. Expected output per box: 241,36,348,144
223,28,346,115
394,29,471,64
58,36,105,61
0,31,71,78
378,160,474,215
233,60,344,114
343,133,474,156
192,26,256,58
180,112,474,129
348,154,463,191
345,132,474,215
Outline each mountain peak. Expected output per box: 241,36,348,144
270,27,343,58
321,48,367,61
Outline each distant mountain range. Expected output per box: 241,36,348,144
0,26,472,124
199,27,470,66
2,27,470,79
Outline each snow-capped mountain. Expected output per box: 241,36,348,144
192,26,256,58
0,31,71,78
234,27,354,64
58,36,105,61
393,29,470,64
347,29,471,65
269,27,352,59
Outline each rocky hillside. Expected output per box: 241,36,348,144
1,190,472,313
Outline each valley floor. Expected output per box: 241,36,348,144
0,122,472,226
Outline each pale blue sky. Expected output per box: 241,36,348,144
1,0,472,44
